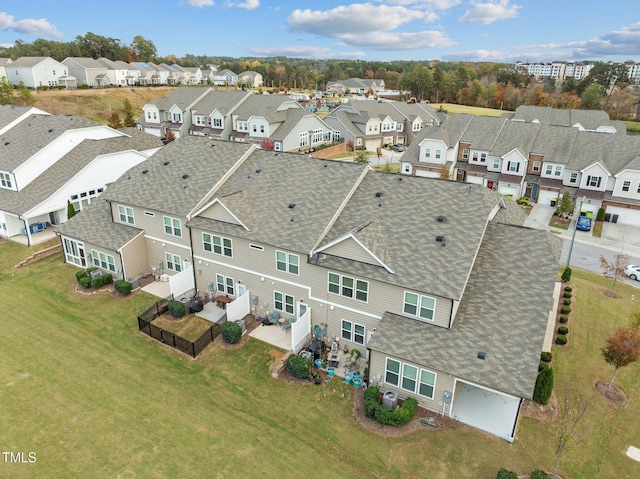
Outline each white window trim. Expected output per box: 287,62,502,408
203,232,233,257
327,272,368,303
118,205,134,225
274,291,295,315
216,273,235,295
341,319,365,345
163,215,182,237
403,291,436,321
276,250,299,275
165,252,182,272
91,250,116,272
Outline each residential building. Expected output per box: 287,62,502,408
514,61,594,82
0,105,163,245
238,71,263,88
96,58,130,87
326,78,385,95
62,57,110,87
0,58,12,80
57,136,560,442
6,56,77,89
190,90,252,140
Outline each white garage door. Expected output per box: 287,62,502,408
365,139,380,152
538,189,558,206
498,185,519,198
415,170,439,178
606,206,640,226
451,380,522,442
467,175,483,185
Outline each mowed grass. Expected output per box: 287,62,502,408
430,103,511,117
153,314,212,341
1,242,639,478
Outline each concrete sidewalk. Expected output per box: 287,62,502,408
525,203,640,259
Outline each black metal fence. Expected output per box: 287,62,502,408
137,296,221,358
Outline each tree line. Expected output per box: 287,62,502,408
1,34,637,119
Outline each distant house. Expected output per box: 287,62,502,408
6,57,76,89
326,78,385,95
238,71,263,88
189,90,252,140
211,68,238,86
0,58,13,81
62,57,110,87
96,58,130,87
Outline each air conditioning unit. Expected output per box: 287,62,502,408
90,270,103,280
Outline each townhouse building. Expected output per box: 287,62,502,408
58,136,560,442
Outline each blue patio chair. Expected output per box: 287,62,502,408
269,310,279,326
282,317,294,332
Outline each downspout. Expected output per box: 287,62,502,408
187,223,198,297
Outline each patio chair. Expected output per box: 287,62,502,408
269,310,279,326
282,317,294,332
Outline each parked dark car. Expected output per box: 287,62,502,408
391,144,405,152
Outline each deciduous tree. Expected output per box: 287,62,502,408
551,385,591,479
599,253,630,292
601,327,640,388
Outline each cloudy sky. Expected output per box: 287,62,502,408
0,1,638,63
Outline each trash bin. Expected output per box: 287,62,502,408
612,214,619,224
604,213,611,222
550,199,557,207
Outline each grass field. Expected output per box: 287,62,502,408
1,241,639,478
429,103,511,117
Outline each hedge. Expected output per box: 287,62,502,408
530,470,551,479
285,354,312,379
533,367,553,405
559,316,569,323
540,351,552,363
114,279,132,295
556,335,568,345
561,267,572,282
363,386,418,427
168,300,186,319
560,306,572,314
557,326,568,335
563,291,572,298
496,469,518,479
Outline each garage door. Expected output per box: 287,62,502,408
538,189,559,206
498,185,519,198
606,206,640,226
365,139,380,152
451,380,522,442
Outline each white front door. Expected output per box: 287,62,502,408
237,283,247,297
297,301,308,319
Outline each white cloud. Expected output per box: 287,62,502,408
341,30,456,50
234,0,260,9
248,44,366,59
459,0,521,25
382,0,460,9
187,0,215,6
442,49,523,62
0,12,62,38
288,4,426,37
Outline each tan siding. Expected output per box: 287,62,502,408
110,203,191,249
322,237,381,266
198,202,242,225
369,351,456,415
120,233,148,280
82,240,123,276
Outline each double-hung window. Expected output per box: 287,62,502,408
163,216,182,237
216,274,234,295
341,320,365,345
587,175,601,188
462,149,469,160
91,250,116,272
203,233,232,257
165,252,181,272
274,291,294,315
0,171,13,188
622,181,631,192
425,148,431,159
276,251,299,275
419,369,436,399
402,364,418,392
403,291,435,321
385,358,400,386
328,272,368,302
118,205,134,224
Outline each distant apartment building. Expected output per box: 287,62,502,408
514,61,594,82
624,61,640,84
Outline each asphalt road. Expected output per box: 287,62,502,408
561,238,640,288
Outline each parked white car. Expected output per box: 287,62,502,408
625,265,640,281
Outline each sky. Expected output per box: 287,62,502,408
0,1,639,63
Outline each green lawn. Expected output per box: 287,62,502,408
153,314,212,341
1,241,639,478
430,103,511,117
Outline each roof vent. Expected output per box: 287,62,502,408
255,168,261,173
163,161,170,166
375,192,382,198
142,169,148,174
323,164,328,167
290,217,294,222
288,203,296,209
3,142,8,146
399,177,402,181
274,153,278,156
437,215,446,222
48,128,53,133
182,174,189,180
477,351,486,360
211,144,215,147
436,235,444,242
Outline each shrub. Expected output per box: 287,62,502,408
559,316,569,323
91,275,105,288
496,468,518,479
55,84,66,90
530,470,551,479
557,326,569,335
37,85,50,91
102,274,113,285
363,386,418,427
77,83,90,89
221,321,243,344
556,335,568,345
114,279,132,295
75,269,88,281
540,351,553,363
285,354,312,379
533,367,554,405
78,276,91,288
561,267,572,282
563,299,572,306
538,362,549,372
87,266,97,274
564,286,573,292
168,300,186,319
560,306,572,314
596,208,605,222
563,291,572,298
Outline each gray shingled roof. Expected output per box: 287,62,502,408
343,101,406,123
232,95,296,121
0,114,97,172
57,199,143,252
0,129,163,215
402,114,473,163
460,116,508,150
9,57,50,67
367,223,562,398
63,57,106,69
0,105,36,130
149,86,211,111
512,105,615,131
190,90,252,117
269,109,329,142
389,101,441,125
315,175,509,300
187,147,368,253
490,120,540,157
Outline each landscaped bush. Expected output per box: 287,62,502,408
114,279,132,296
561,267,572,282
533,367,553,405
563,299,572,306
77,84,90,89
556,335,568,345
557,326,569,335
221,321,242,344
530,469,551,479
496,469,518,479
55,85,66,90
363,386,418,427
563,291,572,298
91,275,105,288
538,362,549,372
75,269,88,281
559,316,569,323
87,267,97,275
564,286,573,292
596,208,605,222
168,300,186,319
560,306,572,314
102,274,113,285
540,351,553,363
78,276,91,288
285,354,312,379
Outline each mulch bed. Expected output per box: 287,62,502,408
595,381,628,407
215,314,262,350
73,274,156,299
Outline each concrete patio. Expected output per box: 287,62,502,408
249,321,292,350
